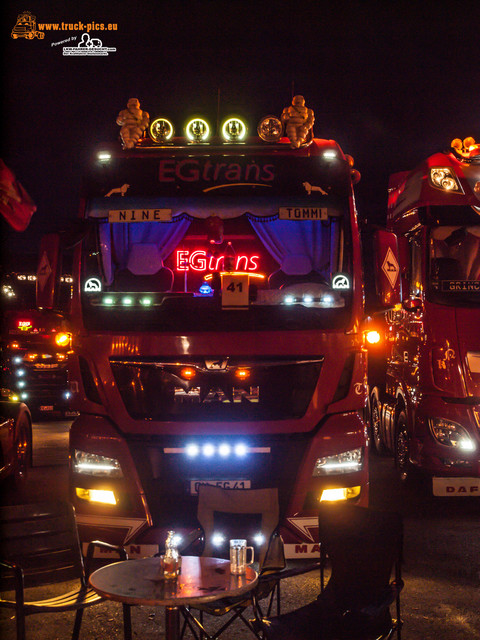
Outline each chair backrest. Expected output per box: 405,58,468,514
197,486,282,569
0,500,85,589
318,503,402,610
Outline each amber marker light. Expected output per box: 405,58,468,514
75,488,117,505
180,367,196,380
365,330,381,345
54,332,71,348
235,368,250,380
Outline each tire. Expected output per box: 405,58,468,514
370,392,387,455
395,410,413,483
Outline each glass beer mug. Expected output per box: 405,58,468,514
229,539,254,575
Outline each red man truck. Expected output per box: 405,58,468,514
37,105,369,556
369,137,480,496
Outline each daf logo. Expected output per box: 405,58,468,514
84,278,102,292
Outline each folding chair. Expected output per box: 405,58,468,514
0,500,131,640
180,486,320,640
253,503,404,640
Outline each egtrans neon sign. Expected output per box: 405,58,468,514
176,250,259,272
159,159,275,184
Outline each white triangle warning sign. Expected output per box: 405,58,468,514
37,251,52,292
382,246,399,289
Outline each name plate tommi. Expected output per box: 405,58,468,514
279,207,328,220
109,209,172,222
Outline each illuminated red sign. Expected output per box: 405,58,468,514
17,320,32,329
176,250,259,272
159,159,275,184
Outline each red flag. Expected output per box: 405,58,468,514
0,159,36,231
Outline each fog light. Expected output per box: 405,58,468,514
320,486,361,502
76,488,116,505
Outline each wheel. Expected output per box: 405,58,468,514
13,409,32,487
395,410,412,483
370,392,387,455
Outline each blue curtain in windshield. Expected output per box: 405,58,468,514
249,217,341,276
99,218,191,284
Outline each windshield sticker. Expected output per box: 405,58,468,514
84,277,102,292
303,181,328,195
381,247,399,289
332,274,350,289
105,183,130,197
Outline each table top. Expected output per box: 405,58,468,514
89,556,258,607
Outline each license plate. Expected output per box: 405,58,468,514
432,477,480,496
190,480,251,495
39,405,54,411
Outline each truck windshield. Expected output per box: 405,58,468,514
428,222,480,306
81,200,353,332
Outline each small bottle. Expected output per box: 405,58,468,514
223,242,236,272
163,530,181,580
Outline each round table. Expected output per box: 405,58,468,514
89,555,258,640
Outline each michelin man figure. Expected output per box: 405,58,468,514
116,98,150,149
281,95,315,148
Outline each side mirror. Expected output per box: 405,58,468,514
373,229,401,308
36,233,61,309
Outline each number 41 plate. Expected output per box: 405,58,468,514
221,273,249,307
190,480,251,495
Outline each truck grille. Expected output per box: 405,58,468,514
111,356,323,421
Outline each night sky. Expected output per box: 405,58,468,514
1,0,479,267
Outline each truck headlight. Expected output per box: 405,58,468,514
312,447,363,476
429,167,463,193
73,450,123,477
429,418,476,451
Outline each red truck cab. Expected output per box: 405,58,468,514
369,137,480,496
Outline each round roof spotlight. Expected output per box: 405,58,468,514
257,115,283,142
186,118,210,143
221,117,247,142
149,117,174,143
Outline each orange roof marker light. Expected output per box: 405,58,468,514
451,136,480,159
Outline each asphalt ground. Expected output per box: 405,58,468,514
1,418,479,639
